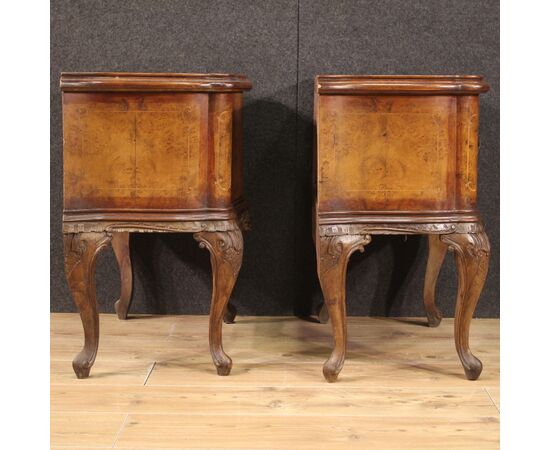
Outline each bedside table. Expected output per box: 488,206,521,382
314,75,491,382
61,72,252,378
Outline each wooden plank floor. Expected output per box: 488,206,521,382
51,313,500,449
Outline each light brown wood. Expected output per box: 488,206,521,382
51,412,127,447
51,313,499,448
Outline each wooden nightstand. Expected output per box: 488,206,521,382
61,72,251,378
314,75,491,382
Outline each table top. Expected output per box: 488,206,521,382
60,72,252,92
315,74,489,95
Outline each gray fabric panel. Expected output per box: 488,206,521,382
51,0,499,317
297,0,499,317
51,0,299,315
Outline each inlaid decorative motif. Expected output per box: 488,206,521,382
319,234,372,275
63,94,202,209
135,105,201,196
214,110,233,191
318,96,453,209
464,109,479,193
335,112,446,192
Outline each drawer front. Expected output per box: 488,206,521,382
316,95,467,213
63,92,209,211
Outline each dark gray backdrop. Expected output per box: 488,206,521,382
51,0,499,317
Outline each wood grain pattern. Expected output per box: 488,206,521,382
51,313,499,449
318,95,455,211
63,93,205,211
314,75,491,382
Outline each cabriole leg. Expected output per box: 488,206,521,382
194,229,243,376
441,231,490,380
423,234,448,327
317,232,371,382
111,232,133,320
316,303,330,324
224,302,237,324
63,232,112,379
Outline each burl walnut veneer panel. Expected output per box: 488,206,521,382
317,95,461,212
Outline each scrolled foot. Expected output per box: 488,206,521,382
114,299,127,320
462,354,483,380
213,354,233,376
426,310,443,328
323,354,344,382
223,303,237,324
72,355,92,379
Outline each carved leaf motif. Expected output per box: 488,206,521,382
63,219,245,234
441,231,490,259
319,234,372,275
217,234,243,275
64,236,88,277
194,230,243,277
320,236,344,274
318,222,482,237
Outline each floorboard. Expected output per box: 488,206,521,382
51,313,499,449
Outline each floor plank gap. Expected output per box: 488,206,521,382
111,412,129,448
484,386,500,413
143,362,156,386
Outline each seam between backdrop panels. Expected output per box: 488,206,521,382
293,0,300,314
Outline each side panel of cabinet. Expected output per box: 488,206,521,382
62,92,208,211
316,94,458,213
231,94,244,204
207,93,242,208
456,96,480,210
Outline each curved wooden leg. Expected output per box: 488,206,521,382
194,228,243,376
317,232,371,382
63,232,112,379
441,230,490,380
316,303,329,324
224,302,237,324
423,234,448,327
111,232,133,320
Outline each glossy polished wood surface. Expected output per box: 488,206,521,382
61,72,251,379
314,75,491,382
